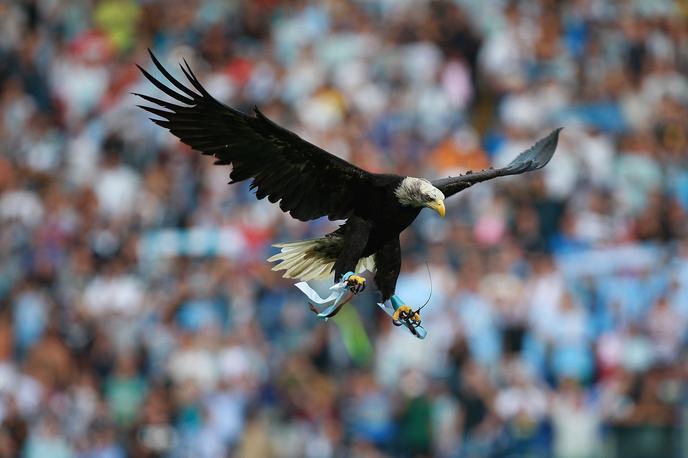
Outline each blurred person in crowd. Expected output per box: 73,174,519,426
550,377,602,458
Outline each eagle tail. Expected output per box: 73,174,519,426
268,238,375,282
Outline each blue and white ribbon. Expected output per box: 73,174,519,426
295,275,428,339
295,272,356,320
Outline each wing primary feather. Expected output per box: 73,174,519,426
137,64,195,105
150,118,170,128
148,49,199,99
133,92,183,111
137,105,174,119
180,59,244,118
180,59,214,101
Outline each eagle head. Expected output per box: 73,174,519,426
395,177,446,218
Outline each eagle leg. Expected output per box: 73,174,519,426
392,305,421,326
378,295,427,339
333,217,371,281
390,297,421,327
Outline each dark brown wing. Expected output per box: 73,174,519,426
135,50,376,222
431,128,562,198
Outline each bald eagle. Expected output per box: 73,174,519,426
136,51,561,322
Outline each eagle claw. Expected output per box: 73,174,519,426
392,305,421,327
345,274,366,294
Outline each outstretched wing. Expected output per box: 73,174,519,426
135,50,376,222
431,128,562,198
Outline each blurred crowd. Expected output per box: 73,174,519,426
1,0,688,457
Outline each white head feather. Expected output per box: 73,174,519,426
394,177,445,207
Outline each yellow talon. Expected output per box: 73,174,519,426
393,305,412,321
346,275,366,293
348,275,365,285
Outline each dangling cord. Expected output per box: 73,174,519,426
415,261,433,313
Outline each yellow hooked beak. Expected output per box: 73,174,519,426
426,199,446,218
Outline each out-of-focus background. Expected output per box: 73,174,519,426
1,0,687,457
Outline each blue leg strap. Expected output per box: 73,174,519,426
390,295,405,311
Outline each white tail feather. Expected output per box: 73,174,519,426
269,238,375,281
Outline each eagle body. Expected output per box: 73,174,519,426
136,51,561,303
269,175,425,299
